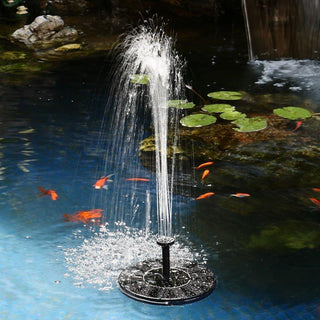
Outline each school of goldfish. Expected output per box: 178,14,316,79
37,159,319,225
38,175,151,224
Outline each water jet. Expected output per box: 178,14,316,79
115,24,216,305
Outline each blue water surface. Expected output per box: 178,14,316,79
1,29,320,319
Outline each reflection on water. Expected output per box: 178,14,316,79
0,26,319,319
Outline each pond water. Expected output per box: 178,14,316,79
0,20,319,319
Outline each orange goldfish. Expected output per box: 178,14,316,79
63,209,103,223
231,193,251,198
309,198,320,208
293,120,302,131
126,178,150,182
312,188,320,192
195,192,215,200
38,186,58,200
94,174,114,189
196,161,214,170
201,169,210,182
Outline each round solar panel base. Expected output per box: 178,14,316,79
118,259,216,305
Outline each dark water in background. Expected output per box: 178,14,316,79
0,20,319,319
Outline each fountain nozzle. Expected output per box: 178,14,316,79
157,236,175,283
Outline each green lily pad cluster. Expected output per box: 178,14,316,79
129,77,315,131
176,90,269,132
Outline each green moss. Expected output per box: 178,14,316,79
246,220,320,251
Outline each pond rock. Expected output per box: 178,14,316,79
11,15,78,48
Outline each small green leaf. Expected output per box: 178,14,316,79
220,111,246,120
207,91,243,101
180,114,217,128
232,117,268,132
167,100,195,109
201,104,235,113
130,74,149,85
273,106,312,120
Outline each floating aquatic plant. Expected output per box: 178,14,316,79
220,111,246,121
130,74,149,85
167,100,195,109
1,51,26,60
180,114,217,128
273,106,312,120
201,104,235,113
207,91,243,101
232,117,268,132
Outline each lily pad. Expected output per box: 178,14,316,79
1,51,26,60
220,111,246,121
54,43,82,52
167,100,195,109
273,106,312,120
201,104,235,113
130,74,149,85
207,91,243,101
180,114,217,128
232,117,268,132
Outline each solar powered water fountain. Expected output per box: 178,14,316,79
115,25,216,305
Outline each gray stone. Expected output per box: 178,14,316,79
11,15,78,48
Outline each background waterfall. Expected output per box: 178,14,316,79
242,0,320,60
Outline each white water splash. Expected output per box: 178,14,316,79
64,224,204,291
253,59,320,92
